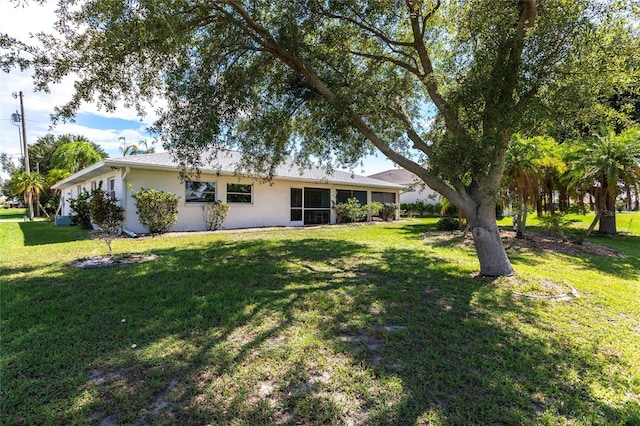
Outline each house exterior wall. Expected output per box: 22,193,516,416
59,170,125,215
58,167,399,233
400,185,440,204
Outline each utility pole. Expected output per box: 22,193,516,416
18,91,30,173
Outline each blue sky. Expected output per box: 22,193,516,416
0,1,398,179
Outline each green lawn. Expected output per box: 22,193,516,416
0,208,26,221
1,215,639,425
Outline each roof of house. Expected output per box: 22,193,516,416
52,150,404,190
368,169,422,185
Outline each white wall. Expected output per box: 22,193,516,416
400,185,440,205
59,167,400,233
59,170,125,216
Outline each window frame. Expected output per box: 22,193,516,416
185,181,217,204
226,183,253,204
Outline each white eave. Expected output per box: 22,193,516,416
51,152,404,191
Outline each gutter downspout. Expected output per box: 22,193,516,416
121,167,138,237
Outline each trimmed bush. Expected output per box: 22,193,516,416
130,187,179,234
381,203,398,221
366,201,384,219
334,197,367,224
437,216,460,231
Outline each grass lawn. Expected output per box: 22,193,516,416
1,214,639,425
0,208,26,221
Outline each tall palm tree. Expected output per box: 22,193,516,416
567,127,640,242
9,172,46,220
503,135,543,238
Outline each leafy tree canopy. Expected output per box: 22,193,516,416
2,0,637,276
50,139,108,173
27,133,107,175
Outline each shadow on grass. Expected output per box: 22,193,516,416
18,221,91,246
2,230,638,424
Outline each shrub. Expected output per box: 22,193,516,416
538,213,571,241
437,216,460,231
366,201,384,218
130,187,179,234
381,203,398,221
202,201,230,231
89,189,124,254
334,197,367,224
69,189,93,229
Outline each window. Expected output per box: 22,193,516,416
227,183,252,203
186,181,217,203
371,192,396,203
291,188,302,221
303,188,330,225
91,181,97,191
336,189,367,205
107,178,116,199
304,188,330,208
76,185,82,197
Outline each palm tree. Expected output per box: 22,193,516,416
120,139,155,156
532,137,567,215
9,172,46,220
50,141,107,173
567,127,640,242
503,135,543,238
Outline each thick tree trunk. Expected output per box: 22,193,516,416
466,201,514,277
25,192,34,221
598,195,617,235
598,211,617,234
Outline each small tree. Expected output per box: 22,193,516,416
130,187,179,234
89,188,124,255
68,189,94,229
202,201,229,231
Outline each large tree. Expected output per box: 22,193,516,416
28,134,106,175
50,140,107,173
2,0,637,276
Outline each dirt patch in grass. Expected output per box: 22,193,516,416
423,229,625,258
68,253,158,268
498,275,580,302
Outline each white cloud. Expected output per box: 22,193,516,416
0,0,161,171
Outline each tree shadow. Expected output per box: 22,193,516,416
2,229,638,425
18,221,91,246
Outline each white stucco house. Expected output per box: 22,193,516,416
368,169,439,205
52,150,403,234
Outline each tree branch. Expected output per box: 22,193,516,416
349,50,422,77
388,100,433,156
405,0,465,141
322,11,415,48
